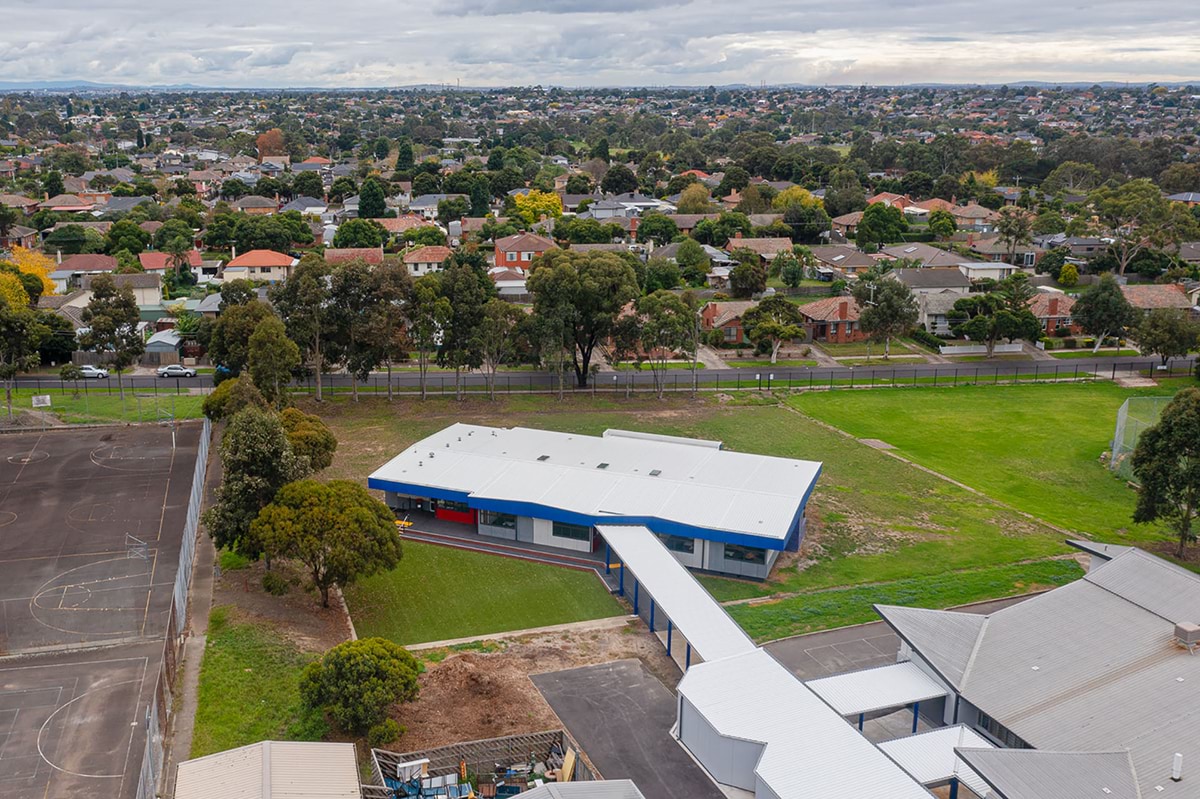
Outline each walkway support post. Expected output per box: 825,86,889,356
685,642,691,670
666,620,673,656
618,560,624,596
649,598,655,633
633,579,639,615
912,701,920,734
858,713,864,731
605,542,611,574
949,778,959,799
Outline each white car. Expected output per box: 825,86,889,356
157,364,197,378
78,365,109,379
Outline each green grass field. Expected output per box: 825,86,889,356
729,559,1084,641
317,394,1096,640
790,382,1176,543
343,541,624,645
191,607,327,758
1050,349,1140,359
5,385,206,424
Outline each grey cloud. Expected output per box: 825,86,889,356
436,0,687,15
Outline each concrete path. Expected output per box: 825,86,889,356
695,345,731,370
1024,340,1056,361
806,344,841,367
405,615,632,651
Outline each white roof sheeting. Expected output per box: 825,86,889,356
174,741,360,799
597,525,757,663
369,424,820,542
806,661,948,716
678,649,933,799
878,725,992,797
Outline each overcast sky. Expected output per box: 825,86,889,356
4,0,1199,88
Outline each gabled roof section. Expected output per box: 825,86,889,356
875,605,986,687
956,748,1141,799
1084,547,1200,623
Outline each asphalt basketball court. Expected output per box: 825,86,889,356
0,424,201,799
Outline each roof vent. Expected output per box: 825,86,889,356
1175,622,1200,653
649,469,662,477
537,454,550,461
597,463,609,470
429,452,434,458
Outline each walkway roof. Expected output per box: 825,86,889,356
878,725,992,797
806,661,948,716
597,524,757,663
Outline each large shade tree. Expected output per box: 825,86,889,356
1132,388,1200,557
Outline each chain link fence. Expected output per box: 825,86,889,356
1110,396,1171,480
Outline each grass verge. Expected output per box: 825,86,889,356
730,559,1084,642
190,606,327,758
344,541,624,645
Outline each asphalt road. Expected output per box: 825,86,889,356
16,355,1189,394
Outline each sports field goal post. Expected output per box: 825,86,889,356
1110,396,1171,480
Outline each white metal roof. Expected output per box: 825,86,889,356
878,725,992,797
678,649,933,799
369,424,820,542
597,525,757,663
805,661,949,716
174,741,360,799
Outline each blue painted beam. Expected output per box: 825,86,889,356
649,599,655,633
912,701,920,734
666,620,673,656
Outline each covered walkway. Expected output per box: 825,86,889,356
878,725,993,798
597,524,757,669
806,661,948,734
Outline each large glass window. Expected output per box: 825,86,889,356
552,522,592,542
657,534,695,554
480,510,516,529
723,544,766,564
439,500,471,513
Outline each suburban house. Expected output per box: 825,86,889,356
57,253,118,286
1027,292,1078,335
82,272,162,306
231,195,278,215
810,245,877,278
1120,283,1195,314
402,244,453,276
831,211,863,237
956,261,1023,282
377,214,431,237
701,300,757,345
37,289,91,329
0,193,39,214
880,242,963,268
917,292,961,336
666,213,719,236
138,250,203,273
890,267,972,295
950,203,999,232
223,249,297,282
866,191,911,209
725,234,793,263
902,197,955,223
494,232,556,269
40,193,94,213
798,297,866,343
1167,191,1200,206
280,196,328,216
488,267,528,297
409,193,467,221
0,224,38,250
369,424,821,579
968,236,1044,267
324,247,385,265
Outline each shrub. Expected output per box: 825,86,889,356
300,638,421,735
1064,337,1078,349
910,328,945,352
202,376,268,421
262,570,290,595
279,408,338,471
1040,337,1065,350
368,719,402,748
1055,326,1072,338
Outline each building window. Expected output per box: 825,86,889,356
657,534,695,554
723,544,766,564
506,252,516,262
522,251,534,261
552,521,591,542
439,499,471,514
830,322,839,336
480,510,516,529
976,712,1032,749
1023,252,1036,267
723,326,738,341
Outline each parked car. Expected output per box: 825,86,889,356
157,364,197,378
79,365,109,379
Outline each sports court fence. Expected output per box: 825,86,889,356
1110,396,1171,480
135,416,211,799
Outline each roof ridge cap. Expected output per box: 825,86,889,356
957,616,990,689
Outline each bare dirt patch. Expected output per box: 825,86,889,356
392,621,681,751
212,560,350,654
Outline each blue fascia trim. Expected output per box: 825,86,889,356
371,473,823,553
368,478,473,505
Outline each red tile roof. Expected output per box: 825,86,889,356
227,249,296,267
403,245,453,264
378,214,433,234
495,232,556,252
138,250,203,270
1027,293,1076,318
799,296,862,323
1121,283,1192,310
324,247,384,265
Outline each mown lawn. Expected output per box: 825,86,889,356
790,382,1178,543
729,559,1084,641
344,541,624,645
318,394,1089,640
726,360,818,368
191,606,327,758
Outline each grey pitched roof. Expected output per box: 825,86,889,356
956,749,1140,799
875,605,986,686
891,267,972,289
